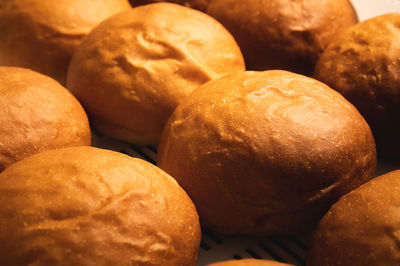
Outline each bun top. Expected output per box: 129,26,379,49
67,3,245,145
208,259,294,266
157,70,376,234
207,0,358,74
0,66,91,172
308,170,400,265
313,13,400,157
0,146,201,265
0,0,131,84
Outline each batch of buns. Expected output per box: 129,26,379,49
0,0,399,265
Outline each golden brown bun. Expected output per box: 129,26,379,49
207,0,358,75
208,259,294,266
157,70,376,235
131,0,211,12
307,170,400,266
0,146,201,265
67,3,245,146
0,67,91,172
313,14,400,158
0,0,130,84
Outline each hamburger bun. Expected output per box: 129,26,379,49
0,0,131,84
0,67,91,172
208,259,293,266
313,13,400,158
130,0,211,12
207,0,358,75
307,170,400,266
157,70,376,235
0,146,201,265
67,3,245,145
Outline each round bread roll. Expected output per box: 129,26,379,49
67,3,245,146
313,13,400,158
307,170,400,266
207,0,358,75
130,0,211,12
208,259,293,266
157,70,376,235
0,0,131,84
0,67,91,172
0,146,201,265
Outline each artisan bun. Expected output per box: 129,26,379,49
0,146,201,265
208,259,293,266
131,0,211,12
207,0,358,75
0,67,91,172
157,70,376,235
0,0,130,84
313,14,400,158
67,3,245,145
308,170,400,265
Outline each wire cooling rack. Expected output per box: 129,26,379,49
92,132,400,266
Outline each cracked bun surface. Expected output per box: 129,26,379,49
0,0,131,84
308,170,400,266
0,67,91,172
67,3,245,146
157,70,376,235
208,259,294,266
313,13,400,158
207,0,358,75
0,146,201,265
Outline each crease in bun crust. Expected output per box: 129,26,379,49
0,0,131,84
67,3,245,146
157,70,376,235
314,13,400,158
0,146,201,265
0,66,91,172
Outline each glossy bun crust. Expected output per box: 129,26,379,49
308,170,400,266
67,3,244,145
208,259,294,266
207,0,358,75
314,14,400,158
157,70,376,235
131,0,211,12
0,0,131,84
0,147,201,265
0,67,91,172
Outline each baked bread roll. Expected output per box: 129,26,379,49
0,146,201,265
157,70,376,235
67,3,245,146
208,259,293,266
0,67,91,172
131,0,211,12
207,0,358,75
307,170,400,266
0,0,131,84
313,13,400,158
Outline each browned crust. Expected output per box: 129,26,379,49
308,170,400,266
67,3,245,146
0,146,201,265
314,13,400,158
157,70,376,235
0,0,130,84
207,0,358,75
0,67,91,172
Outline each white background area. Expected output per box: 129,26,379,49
351,0,400,21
